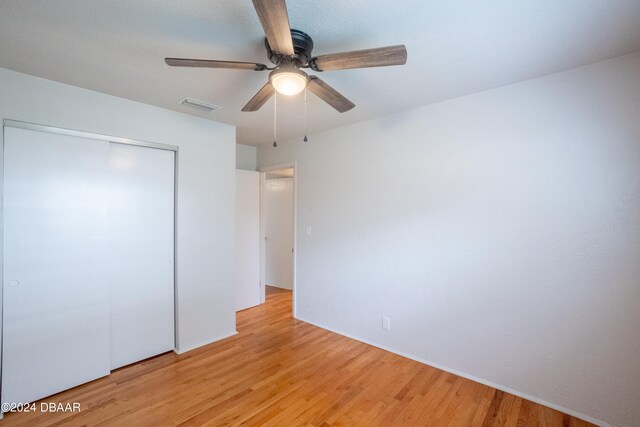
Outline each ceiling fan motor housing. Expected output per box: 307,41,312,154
265,29,314,67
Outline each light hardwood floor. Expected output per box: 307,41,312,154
1,286,594,426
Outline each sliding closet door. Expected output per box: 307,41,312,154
2,127,111,405
108,143,175,369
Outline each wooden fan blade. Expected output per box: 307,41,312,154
242,83,275,112
310,45,407,72
165,58,267,71
251,0,294,56
306,76,355,113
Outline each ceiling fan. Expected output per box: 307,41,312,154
165,0,407,114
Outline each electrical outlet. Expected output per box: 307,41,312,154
305,225,312,237
382,316,391,330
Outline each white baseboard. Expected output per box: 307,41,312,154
175,330,238,355
294,315,611,427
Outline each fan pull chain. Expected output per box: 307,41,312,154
303,87,309,143
273,92,278,148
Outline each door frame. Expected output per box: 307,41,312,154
0,119,180,407
258,161,297,317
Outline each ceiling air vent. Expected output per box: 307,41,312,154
180,98,222,113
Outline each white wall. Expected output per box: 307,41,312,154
0,67,237,355
236,143,257,171
258,53,640,427
265,178,294,290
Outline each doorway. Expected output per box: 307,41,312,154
260,163,296,315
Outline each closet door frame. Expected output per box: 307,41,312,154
0,119,179,403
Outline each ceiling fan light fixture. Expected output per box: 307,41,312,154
269,68,307,96
166,0,407,115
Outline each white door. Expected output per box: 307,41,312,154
235,170,261,311
264,178,294,289
108,143,175,369
2,127,111,405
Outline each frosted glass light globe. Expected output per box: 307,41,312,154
270,69,307,96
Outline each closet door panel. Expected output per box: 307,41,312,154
235,169,261,311
108,143,175,369
2,127,110,406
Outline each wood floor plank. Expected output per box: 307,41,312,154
1,286,598,426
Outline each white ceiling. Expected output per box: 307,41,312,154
1,1,640,146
